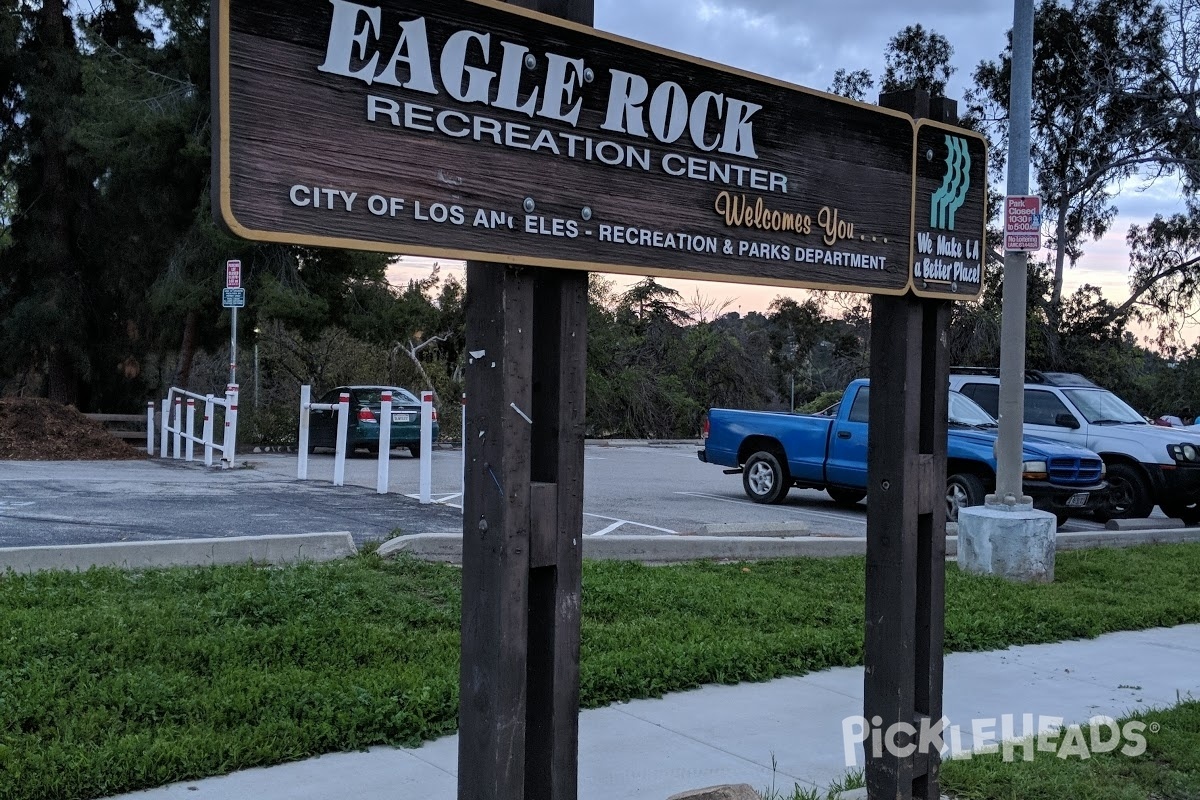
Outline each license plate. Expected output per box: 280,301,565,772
392,413,412,423
1066,492,1090,508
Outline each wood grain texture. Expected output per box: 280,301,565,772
864,89,951,800
458,264,535,800
218,0,920,294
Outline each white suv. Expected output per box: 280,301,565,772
948,369,1200,524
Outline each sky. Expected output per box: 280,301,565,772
386,0,1193,343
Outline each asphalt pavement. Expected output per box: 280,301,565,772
0,442,1163,548
0,458,461,548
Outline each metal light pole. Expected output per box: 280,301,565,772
993,0,1035,504
253,327,261,410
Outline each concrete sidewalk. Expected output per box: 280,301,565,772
108,625,1199,800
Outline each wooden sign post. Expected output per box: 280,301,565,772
864,90,977,800
211,5,987,798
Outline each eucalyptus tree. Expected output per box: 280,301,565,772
827,24,957,100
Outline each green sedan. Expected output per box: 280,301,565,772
308,385,438,457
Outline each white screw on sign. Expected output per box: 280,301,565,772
226,259,242,289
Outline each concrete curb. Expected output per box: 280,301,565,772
379,533,870,564
585,439,702,447
0,532,357,574
1055,528,1200,550
378,527,1200,565
692,521,812,537
1104,517,1187,531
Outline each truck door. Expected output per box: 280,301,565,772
825,386,869,488
1023,388,1089,449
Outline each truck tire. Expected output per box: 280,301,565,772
1093,463,1152,521
1160,499,1200,525
409,445,421,458
945,473,985,523
743,451,790,504
827,487,866,507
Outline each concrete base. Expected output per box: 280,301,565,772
957,502,1056,583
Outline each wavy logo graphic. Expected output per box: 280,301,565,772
930,135,970,230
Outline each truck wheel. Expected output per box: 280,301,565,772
743,451,790,504
827,487,866,507
409,445,421,459
1160,499,1200,525
945,473,985,523
1093,463,1152,521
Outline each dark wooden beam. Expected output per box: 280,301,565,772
457,3,592,799
865,88,954,800
459,264,536,800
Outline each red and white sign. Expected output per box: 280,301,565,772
225,259,242,288
1004,195,1042,252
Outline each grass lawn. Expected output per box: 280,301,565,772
1,544,1199,800
940,700,1200,799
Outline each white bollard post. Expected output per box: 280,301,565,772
146,401,155,455
333,392,349,487
160,398,169,458
222,386,236,468
185,398,196,462
297,385,311,480
419,391,433,504
203,395,215,468
377,391,392,494
173,396,182,459
227,385,240,465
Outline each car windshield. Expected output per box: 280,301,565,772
357,388,420,405
1062,388,1146,425
948,391,997,428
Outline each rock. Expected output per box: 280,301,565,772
667,784,760,800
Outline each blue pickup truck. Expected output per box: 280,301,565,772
698,379,1109,524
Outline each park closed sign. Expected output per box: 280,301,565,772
213,0,986,299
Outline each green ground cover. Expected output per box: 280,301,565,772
940,700,1200,799
2,544,1198,800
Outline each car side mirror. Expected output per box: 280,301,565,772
1055,413,1081,430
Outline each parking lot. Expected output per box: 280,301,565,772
0,442,1138,549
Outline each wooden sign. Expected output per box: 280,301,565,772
909,121,988,299
213,0,925,295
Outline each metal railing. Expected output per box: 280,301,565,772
157,385,239,467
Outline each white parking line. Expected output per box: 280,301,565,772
584,512,676,534
404,493,464,508
589,520,626,537
674,491,868,525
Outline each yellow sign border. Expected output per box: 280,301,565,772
906,119,989,301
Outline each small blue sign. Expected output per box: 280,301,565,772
222,287,245,308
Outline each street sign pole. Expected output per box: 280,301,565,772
230,305,237,386
225,260,243,387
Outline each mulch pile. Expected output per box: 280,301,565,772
0,398,147,461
